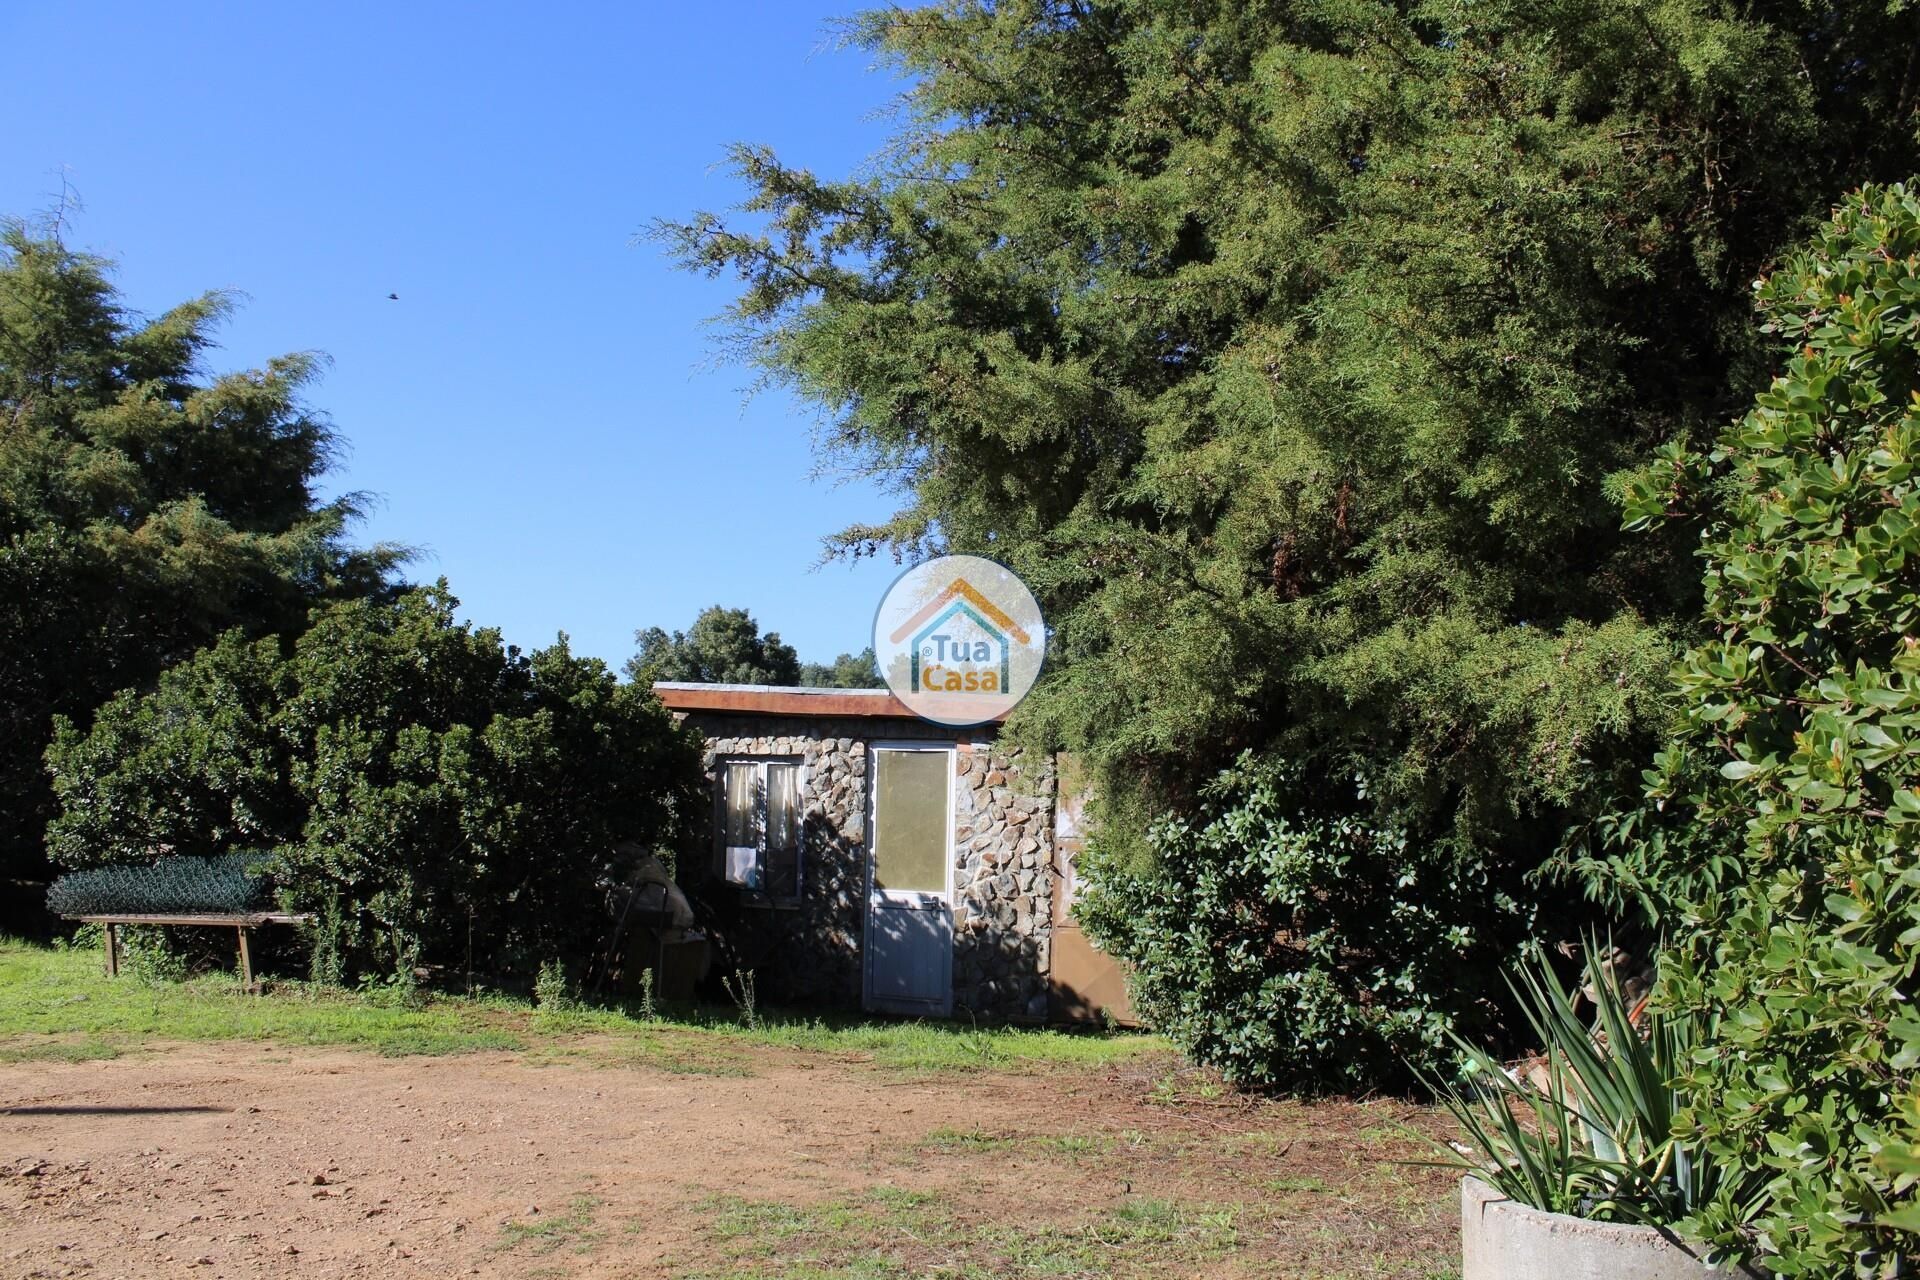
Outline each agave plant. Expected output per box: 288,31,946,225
1421,938,1756,1228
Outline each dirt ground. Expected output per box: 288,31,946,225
0,1041,1458,1280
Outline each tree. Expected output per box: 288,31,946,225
1614,183,1920,1275
659,0,1920,1075
47,584,706,984
0,221,402,881
625,605,801,685
799,647,880,688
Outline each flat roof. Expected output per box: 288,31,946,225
651,682,1008,723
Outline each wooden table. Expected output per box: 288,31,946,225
67,913,311,988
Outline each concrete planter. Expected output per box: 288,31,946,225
1461,1176,1763,1280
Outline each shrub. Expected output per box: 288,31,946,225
1618,182,1920,1272
1076,753,1500,1091
46,584,706,986
45,853,274,917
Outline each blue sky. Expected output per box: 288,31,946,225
1,1,910,672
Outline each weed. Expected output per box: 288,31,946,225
534,959,578,1015
722,968,759,1031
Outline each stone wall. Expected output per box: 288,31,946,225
952,744,1054,1021
673,711,1053,1020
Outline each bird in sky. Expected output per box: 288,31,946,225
387,292,399,300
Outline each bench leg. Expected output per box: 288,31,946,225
103,923,119,978
237,927,254,990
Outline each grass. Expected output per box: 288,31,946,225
682,1186,1242,1279
498,1194,604,1256
0,937,1161,1073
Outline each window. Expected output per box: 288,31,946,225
719,759,802,903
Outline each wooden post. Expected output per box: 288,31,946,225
236,926,254,989
103,922,119,978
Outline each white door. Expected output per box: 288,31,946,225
863,744,954,1016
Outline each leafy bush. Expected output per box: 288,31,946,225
1617,182,1920,1272
46,584,705,986
46,854,274,917
1076,753,1505,1091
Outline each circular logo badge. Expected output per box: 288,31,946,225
873,554,1046,726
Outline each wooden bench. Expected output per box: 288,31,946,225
66,913,312,989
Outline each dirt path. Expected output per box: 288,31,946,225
0,1041,1456,1279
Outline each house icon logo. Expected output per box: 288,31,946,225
873,556,1045,726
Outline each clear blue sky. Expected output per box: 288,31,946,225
1,1,910,672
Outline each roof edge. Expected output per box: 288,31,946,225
652,682,917,719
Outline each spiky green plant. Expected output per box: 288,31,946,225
1421,940,1764,1235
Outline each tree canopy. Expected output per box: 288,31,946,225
627,605,803,685
799,646,881,688
0,221,403,880
627,605,879,688
661,0,1920,1073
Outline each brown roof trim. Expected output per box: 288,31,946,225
653,682,914,719
651,682,1007,723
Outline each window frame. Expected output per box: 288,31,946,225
714,755,805,908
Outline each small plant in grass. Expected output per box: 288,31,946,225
722,967,759,1030
534,959,579,1017
636,967,655,1022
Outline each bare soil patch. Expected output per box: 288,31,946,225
0,1041,1456,1279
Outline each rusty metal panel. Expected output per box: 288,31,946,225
1046,753,1139,1026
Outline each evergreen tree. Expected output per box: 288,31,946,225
0,221,403,881
659,0,1920,1075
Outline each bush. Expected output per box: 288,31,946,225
1618,182,1920,1272
1076,753,1503,1092
46,584,706,986
45,853,274,917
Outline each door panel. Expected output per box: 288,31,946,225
1047,752,1138,1025
864,746,954,1015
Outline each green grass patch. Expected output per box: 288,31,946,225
921,1125,1013,1151
0,938,1160,1074
0,940,524,1058
682,1187,1242,1279
1262,1174,1334,1194
498,1194,603,1256
1029,1132,1108,1156
0,1035,122,1064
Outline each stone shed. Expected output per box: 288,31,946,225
654,682,1128,1023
